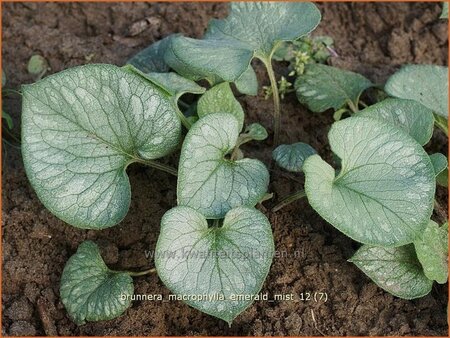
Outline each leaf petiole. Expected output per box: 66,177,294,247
263,58,282,146
126,268,156,277
346,99,359,114
175,105,192,130
135,158,178,176
272,190,307,212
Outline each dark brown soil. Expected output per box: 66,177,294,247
2,2,448,336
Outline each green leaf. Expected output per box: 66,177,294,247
197,82,244,131
22,64,181,229
414,220,448,284
243,123,268,141
385,64,448,118
303,117,436,246
349,244,433,299
126,35,174,73
205,2,321,59
165,36,252,84
358,98,435,146
273,142,316,172
60,241,134,325
436,169,448,187
177,112,269,219
234,65,258,96
295,64,372,113
155,206,274,324
27,55,49,76
429,153,448,177
123,65,205,129
441,2,448,19
165,2,321,83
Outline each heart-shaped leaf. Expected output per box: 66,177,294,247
273,142,317,172
165,2,321,85
349,244,433,299
22,64,181,229
303,116,436,246
177,112,269,219
126,35,174,73
60,241,134,325
197,82,244,131
385,64,448,118
358,98,435,146
155,206,274,324
414,220,448,284
295,64,372,113
243,123,268,141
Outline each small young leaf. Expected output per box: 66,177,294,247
126,35,174,73
273,142,316,172
349,245,433,299
234,65,258,96
60,241,134,325
295,64,372,113
303,117,436,246
165,2,321,84
197,82,245,131
385,64,448,118
22,64,181,229
244,123,268,141
27,55,49,76
358,98,435,146
177,113,269,219
414,220,448,284
429,153,448,177
155,206,274,324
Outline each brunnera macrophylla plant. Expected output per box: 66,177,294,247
19,0,449,327
162,1,321,144
273,63,448,299
21,64,272,323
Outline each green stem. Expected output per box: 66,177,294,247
263,59,281,146
2,88,22,96
272,190,307,212
175,106,192,130
359,100,369,108
135,158,178,176
347,99,359,114
333,107,350,121
127,268,156,277
178,99,190,109
434,115,448,136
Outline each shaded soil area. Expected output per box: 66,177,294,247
2,2,448,336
